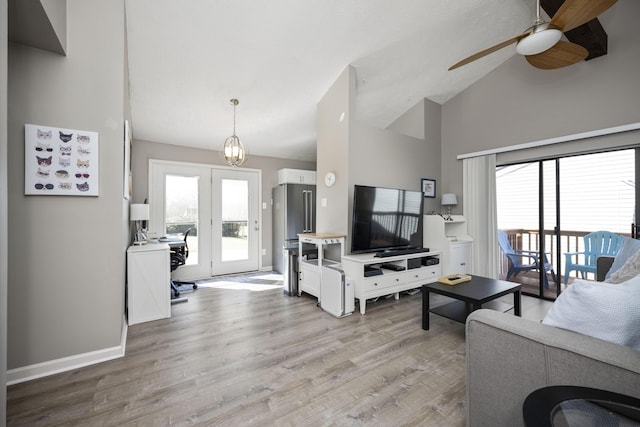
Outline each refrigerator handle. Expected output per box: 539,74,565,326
308,189,314,232
303,190,309,232
304,190,311,233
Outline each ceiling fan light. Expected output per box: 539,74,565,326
516,28,562,56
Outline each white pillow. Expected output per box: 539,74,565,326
542,276,640,350
605,237,640,280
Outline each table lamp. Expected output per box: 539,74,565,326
130,204,150,245
441,193,457,221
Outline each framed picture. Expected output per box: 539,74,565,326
422,178,436,198
24,123,99,196
123,120,132,200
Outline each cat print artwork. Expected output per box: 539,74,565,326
36,155,52,166
25,124,98,196
37,129,52,140
59,131,73,142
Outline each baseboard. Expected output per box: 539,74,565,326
260,265,273,272
7,315,128,385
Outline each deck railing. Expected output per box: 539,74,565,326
500,228,631,282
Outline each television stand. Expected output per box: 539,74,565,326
342,250,441,314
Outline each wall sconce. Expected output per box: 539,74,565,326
130,204,150,245
441,193,457,221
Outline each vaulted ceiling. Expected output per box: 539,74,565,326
121,1,609,162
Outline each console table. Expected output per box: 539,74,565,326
127,243,171,325
341,251,441,314
297,233,345,301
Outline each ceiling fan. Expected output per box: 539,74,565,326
449,0,617,71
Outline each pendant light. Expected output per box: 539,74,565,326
221,98,246,167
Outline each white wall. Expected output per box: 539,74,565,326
441,0,640,213
7,0,127,375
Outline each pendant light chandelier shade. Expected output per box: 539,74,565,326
222,98,246,167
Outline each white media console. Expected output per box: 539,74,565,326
341,250,441,314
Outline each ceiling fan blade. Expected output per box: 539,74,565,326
448,32,529,70
525,40,588,69
550,0,617,32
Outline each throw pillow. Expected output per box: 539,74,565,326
607,247,640,284
542,276,640,350
605,237,640,280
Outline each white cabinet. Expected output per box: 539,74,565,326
424,215,472,276
450,241,472,274
341,251,441,314
127,243,170,325
278,168,316,185
298,233,345,300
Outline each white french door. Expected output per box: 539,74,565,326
211,168,260,275
149,160,261,279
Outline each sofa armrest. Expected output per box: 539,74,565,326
465,309,640,427
597,256,615,281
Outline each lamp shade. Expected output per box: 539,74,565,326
130,204,149,221
516,27,562,56
441,193,457,206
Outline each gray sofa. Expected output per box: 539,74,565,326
465,257,640,426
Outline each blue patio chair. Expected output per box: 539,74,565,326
498,230,556,288
564,230,622,284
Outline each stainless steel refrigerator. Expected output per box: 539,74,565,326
272,183,316,290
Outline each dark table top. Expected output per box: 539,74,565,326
422,275,521,303
523,386,640,426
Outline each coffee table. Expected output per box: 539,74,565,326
421,275,521,330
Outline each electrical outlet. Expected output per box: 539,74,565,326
261,248,266,255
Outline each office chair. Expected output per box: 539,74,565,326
170,228,198,298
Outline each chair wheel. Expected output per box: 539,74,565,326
192,284,198,289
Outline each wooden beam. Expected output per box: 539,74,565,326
541,0,609,60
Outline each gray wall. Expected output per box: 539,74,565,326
316,66,352,236
441,0,640,213
1,0,8,420
317,66,442,251
7,0,127,369
131,138,316,270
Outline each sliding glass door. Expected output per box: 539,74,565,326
497,149,636,299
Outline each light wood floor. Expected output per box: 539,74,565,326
7,275,551,426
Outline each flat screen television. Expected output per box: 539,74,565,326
351,185,424,254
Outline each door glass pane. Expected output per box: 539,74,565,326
497,163,543,293
221,179,248,262
559,150,635,282
165,175,199,265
